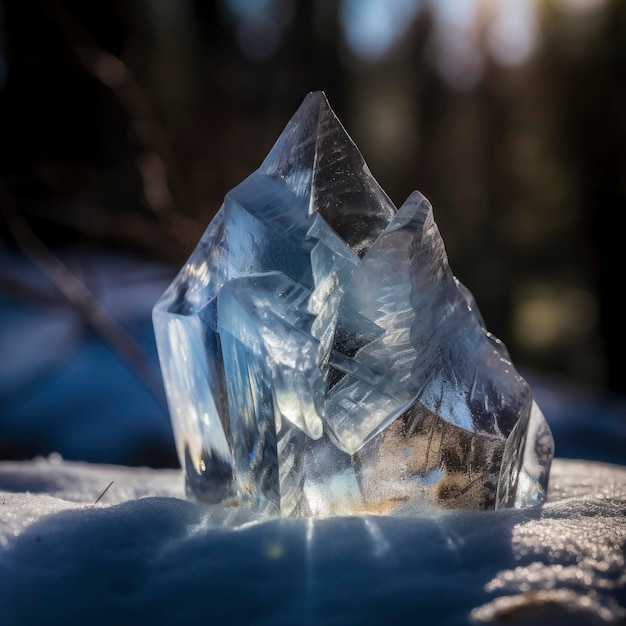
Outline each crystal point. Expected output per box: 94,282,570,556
153,91,554,516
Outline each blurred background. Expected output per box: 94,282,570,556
0,0,625,468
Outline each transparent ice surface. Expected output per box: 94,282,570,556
153,90,554,515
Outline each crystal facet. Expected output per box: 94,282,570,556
153,91,554,516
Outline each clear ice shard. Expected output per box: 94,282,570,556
152,91,554,516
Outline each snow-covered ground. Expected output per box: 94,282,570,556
0,457,624,625
1,248,625,625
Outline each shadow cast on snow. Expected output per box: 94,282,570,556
0,495,535,626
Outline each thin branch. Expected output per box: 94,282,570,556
2,186,168,411
93,480,114,505
40,0,202,254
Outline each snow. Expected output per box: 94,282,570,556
0,457,624,626
1,248,626,625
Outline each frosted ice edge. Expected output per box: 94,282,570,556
152,90,554,516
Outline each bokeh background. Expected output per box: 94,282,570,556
1,0,625,468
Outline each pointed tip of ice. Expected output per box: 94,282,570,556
257,90,396,255
303,90,329,106
301,90,332,111
292,90,334,128
402,190,431,210
257,92,330,198
255,90,345,199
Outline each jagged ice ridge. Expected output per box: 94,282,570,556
152,91,554,517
